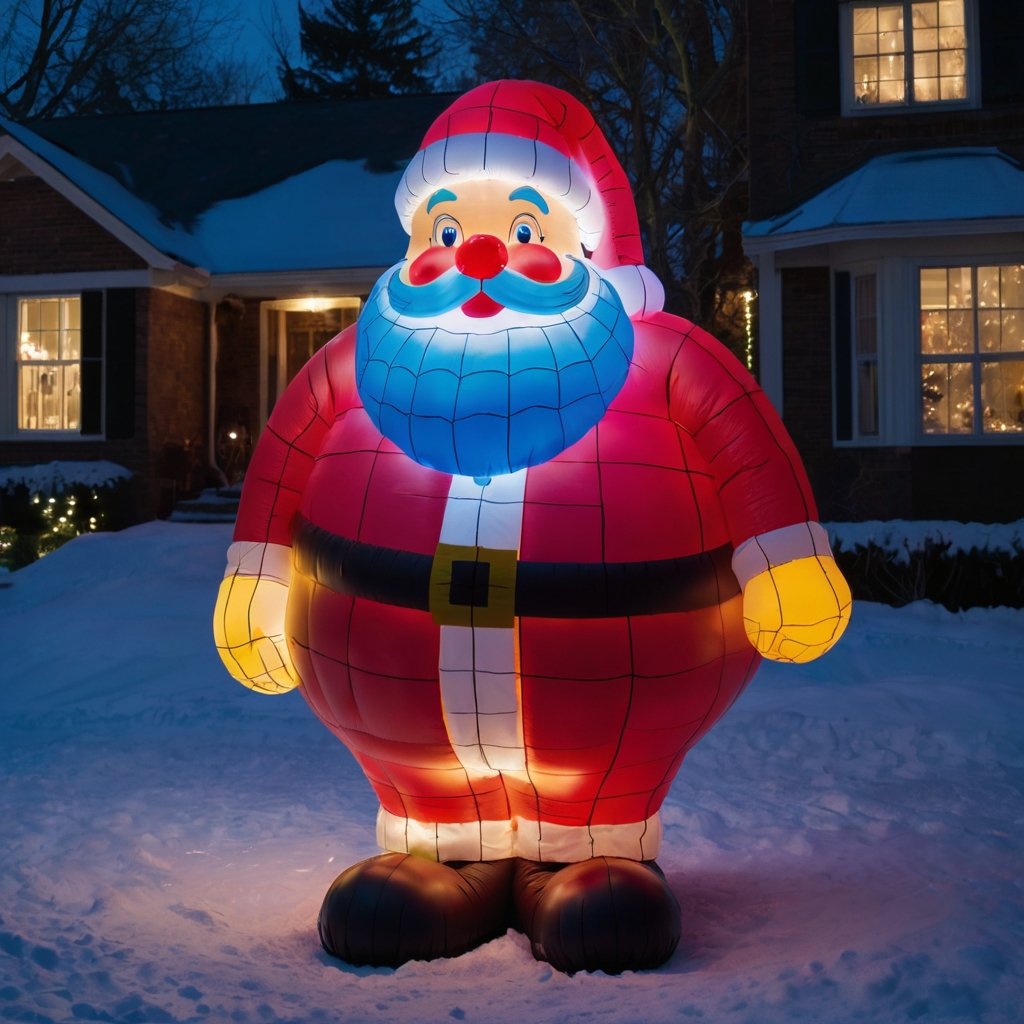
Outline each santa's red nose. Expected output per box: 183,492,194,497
455,234,508,281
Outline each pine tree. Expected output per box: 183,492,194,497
280,0,437,100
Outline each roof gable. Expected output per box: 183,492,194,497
1,95,455,278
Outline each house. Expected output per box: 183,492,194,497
0,94,453,516
743,0,1024,522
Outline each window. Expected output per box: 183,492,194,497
260,296,361,433
920,265,1024,436
854,274,879,436
845,0,973,112
17,296,81,432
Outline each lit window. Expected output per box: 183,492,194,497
849,0,968,109
17,297,81,432
920,266,1024,436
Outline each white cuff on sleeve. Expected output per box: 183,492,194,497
731,521,833,589
224,541,292,585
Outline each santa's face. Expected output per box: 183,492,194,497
355,179,635,478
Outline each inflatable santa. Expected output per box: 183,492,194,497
213,80,851,975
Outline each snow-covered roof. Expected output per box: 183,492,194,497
0,96,453,276
743,148,1024,245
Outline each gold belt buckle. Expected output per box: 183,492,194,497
429,543,518,628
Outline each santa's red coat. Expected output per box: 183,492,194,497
234,312,816,838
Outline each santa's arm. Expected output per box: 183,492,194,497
213,330,347,692
667,320,851,663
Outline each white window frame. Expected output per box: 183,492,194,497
840,0,981,117
833,260,893,447
0,290,103,441
914,259,1024,444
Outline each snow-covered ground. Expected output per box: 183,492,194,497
1,523,1022,1024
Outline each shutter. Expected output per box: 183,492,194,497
80,290,103,436
794,0,841,116
104,288,136,440
979,0,1024,105
834,271,853,441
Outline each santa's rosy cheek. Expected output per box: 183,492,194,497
408,246,457,284
506,244,563,283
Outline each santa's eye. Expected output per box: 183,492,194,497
510,213,543,246
432,215,463,248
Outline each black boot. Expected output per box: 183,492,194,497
318,853,515,967
512,857,680,974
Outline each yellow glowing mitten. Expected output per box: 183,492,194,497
742,554,852,663
213,541,298,692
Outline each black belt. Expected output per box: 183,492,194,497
291,515,738,625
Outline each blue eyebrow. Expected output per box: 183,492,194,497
508,187,549,214
427,188,458,213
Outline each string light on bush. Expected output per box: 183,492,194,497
743,290,756,373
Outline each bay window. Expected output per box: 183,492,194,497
920,265,1024,436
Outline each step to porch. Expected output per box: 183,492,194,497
168,486,241,523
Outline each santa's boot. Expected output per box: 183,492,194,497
318,853,514,967
512,857,680,974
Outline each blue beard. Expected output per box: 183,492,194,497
354,259,635,478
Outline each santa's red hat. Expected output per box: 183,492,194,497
396,80,664,316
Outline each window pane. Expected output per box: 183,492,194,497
854,32,879,55
22,299,40,332
19,365,65,430
938,26,966,48
854,7,878,33
854,57,880,103
979,310,1001,352
914,51,938,78
921,311,949,353
854,274,878,355
915,77,939,101
879,53,905,81
938,0,963,25
878,5,904,32
858,360,879,435
940,74,966,99
977,266,1000,308
939,47,965,76
64,365,81,431
879,77,906,102
914,26,938,49
920,268,948,309
922,362,974,433
948,310,973,352
981,361,1024,433
912,2,939,28
948,266,972,308
1000,311,1024,352
1001,265,1024,309
40,299,59,332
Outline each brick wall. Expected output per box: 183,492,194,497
143,289,209,514
0,178,147,274
0,287,208,520
747,1,1024,220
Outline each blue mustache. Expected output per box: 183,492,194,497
386,256,591,318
